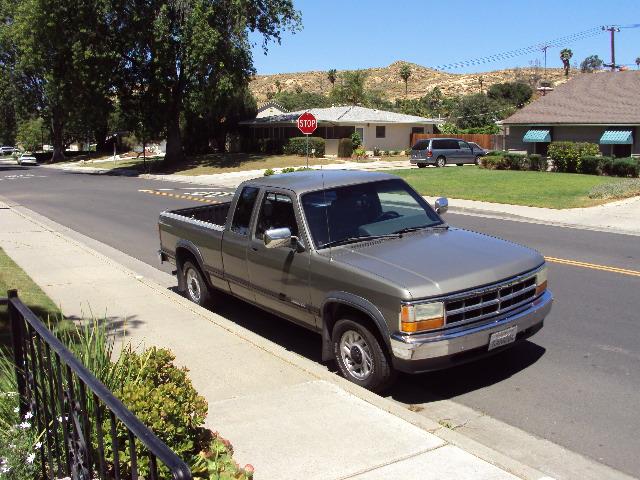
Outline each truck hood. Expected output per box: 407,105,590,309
327,227,544,299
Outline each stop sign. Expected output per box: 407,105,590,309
297,112,317,135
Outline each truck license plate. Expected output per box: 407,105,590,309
488,326,518,351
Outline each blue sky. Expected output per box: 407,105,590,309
250,0,640,74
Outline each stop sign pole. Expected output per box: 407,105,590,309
297,112,317,168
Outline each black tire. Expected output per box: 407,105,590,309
182,260,212,306
332,318,396,392
435,156,446,168
417,163,427,168
475,155,481,165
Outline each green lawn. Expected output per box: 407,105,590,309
391,166,628,209
0,248,63,348
68,153,408,176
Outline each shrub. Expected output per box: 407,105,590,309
280,167,296,173
480,156,506,170
106,348,209,479
503,152,527,171
372,146,381,156
598,157,614,176
528,154,547,171
256,138,284,154
351,131,362,149
588,179,640,199
353,147,366,158
610,158,640,178
337,138,353,158
263,168,275,176
283,137,325,156
578,156,600,175
548,141,600,173
486,150,508,156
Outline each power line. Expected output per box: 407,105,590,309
434,27,604,70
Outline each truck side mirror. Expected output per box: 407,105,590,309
435,197,448,215
264,227,293,249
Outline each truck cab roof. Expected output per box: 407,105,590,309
241,169,398,195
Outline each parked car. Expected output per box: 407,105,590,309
410,138,485,167
0,146,15,155
468,142,488,158
158,170,552,391
17,153,38,165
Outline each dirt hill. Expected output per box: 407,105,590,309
250,61,575,104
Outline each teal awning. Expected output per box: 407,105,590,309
523,129,551,143
599,130,633,145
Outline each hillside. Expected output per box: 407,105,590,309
249,61,575,103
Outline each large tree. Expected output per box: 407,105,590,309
580,55,603,73
118,0,300,165
560,48,573,77
487,82,533,107
399,63,411,96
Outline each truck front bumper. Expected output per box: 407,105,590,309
389,291,552,374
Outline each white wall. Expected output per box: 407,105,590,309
359,123,434,152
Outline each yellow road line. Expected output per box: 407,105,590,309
139,189,222,204
545,256,640,277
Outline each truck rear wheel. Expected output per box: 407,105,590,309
332,318,396,392
182,261,212,306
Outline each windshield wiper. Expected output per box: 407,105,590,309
392,224,449,235
321,234,400,249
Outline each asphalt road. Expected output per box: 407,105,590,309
2,164,639,476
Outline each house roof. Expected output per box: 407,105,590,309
502,71,640,125
256,101,288,114
241,105,441,125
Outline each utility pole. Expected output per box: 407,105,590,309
541,45,550,79
602,25,620,71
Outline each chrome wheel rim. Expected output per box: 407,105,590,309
437,158,445,167
186,268,201,303
339,330,373,381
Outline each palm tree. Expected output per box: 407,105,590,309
399,64,412,96
560,48,573,77
327,69,337,86
636,57,640,69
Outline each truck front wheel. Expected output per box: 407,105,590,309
182,261,212,306
332,318,396,392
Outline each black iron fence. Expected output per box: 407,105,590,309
1,290,193,480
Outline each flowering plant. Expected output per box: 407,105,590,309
0,407,43,479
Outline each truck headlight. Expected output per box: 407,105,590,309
535,265,548,297
400,302,444,333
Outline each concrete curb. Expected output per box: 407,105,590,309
2,197,555,480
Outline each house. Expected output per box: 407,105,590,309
241,105,442,156
502,71,640,157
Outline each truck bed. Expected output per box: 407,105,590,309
166,202,231,227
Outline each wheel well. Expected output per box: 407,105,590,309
175,247,208,290
324,302,390,354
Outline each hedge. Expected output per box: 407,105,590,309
283,136,325,156
547,141,600,173
338,138,353,158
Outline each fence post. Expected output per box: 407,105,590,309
8,289,28,417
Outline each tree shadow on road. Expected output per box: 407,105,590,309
389,340,546,404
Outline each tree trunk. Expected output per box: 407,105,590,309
164,79,185,165
50,109,66,163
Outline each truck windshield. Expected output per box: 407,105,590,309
301,179,444,249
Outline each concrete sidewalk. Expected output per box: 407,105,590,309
0,200,545,480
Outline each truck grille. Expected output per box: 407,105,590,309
445,275,537,326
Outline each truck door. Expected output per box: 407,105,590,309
221,186,259,302
247,190,315,328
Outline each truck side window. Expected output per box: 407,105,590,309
255,192,299,239
231,186,259,235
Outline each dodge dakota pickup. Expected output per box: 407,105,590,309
158,170,552,391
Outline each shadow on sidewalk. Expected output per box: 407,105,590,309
389,341,546,404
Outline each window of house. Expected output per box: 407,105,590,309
375,126,386,138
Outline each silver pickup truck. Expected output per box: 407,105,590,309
158,170,552,391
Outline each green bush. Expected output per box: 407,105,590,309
588,179,640,199
610,158,640,178
351,131,362,149
598,157,614,176
280,167,296,173
528,154,547,171
337,138,353,158
283,137,325,156
503,152,527,171
256,138,284,154
480,156,507,170
105,348,209,479
578,156,600,175
353,147,366,158
486,150,508,156
548,141,600,173
263,168,275,176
